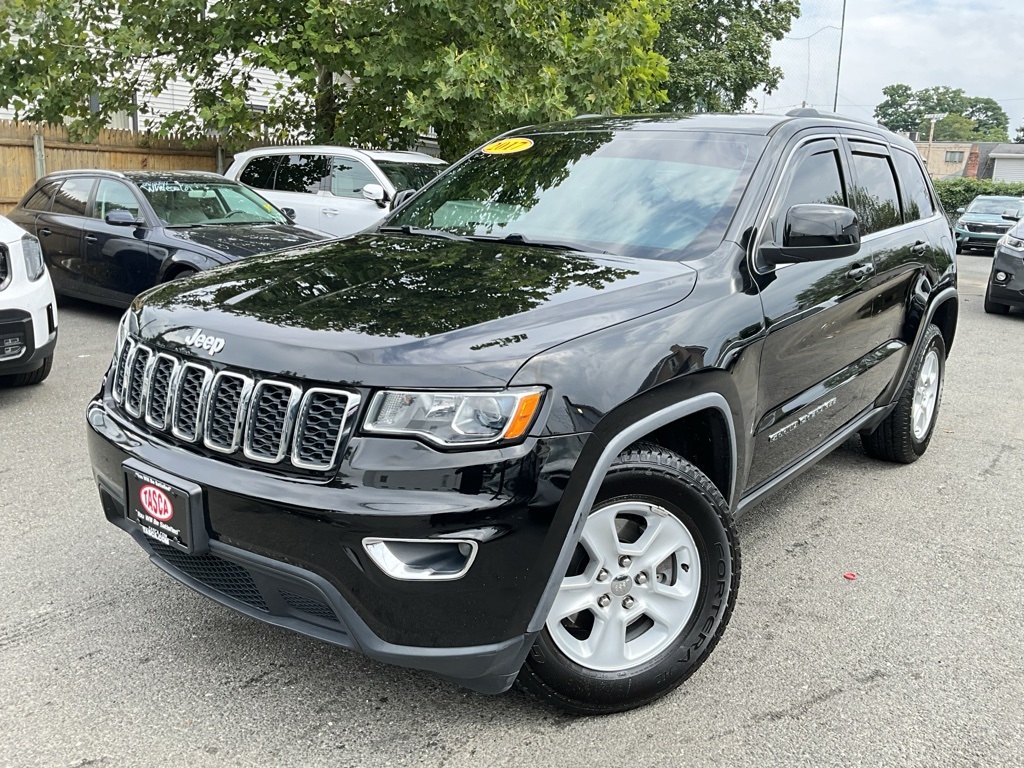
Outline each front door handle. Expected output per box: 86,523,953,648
911,241,928,255
84,234,98,243
322,208,340,216
39,228,51,237
846,263,874,281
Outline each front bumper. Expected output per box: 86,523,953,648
87,397,587,693
954,225,1005,250
0,273,58,374
988,246,1024,309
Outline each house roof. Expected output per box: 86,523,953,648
990,143,1024,160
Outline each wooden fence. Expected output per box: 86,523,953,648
0,120,223,214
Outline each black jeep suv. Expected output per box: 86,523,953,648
87,111,957,715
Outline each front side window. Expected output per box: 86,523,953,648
387,131,767,260
770,144,846,242
273,155,330,194
374,160,447,191
93,179,143,221
330,158,379,198
137,180,288,226
850,152,902,235
50,178,94,216
239,155,282,190
892,149,935,221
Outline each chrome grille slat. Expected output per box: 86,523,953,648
244,381,302,463
171,363,213,443
110,337,353,471
204,372,253,454
292,388,359,470
145,354,179,430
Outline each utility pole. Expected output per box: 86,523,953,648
924,112,948,168
833,0,847,112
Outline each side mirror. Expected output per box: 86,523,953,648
761,204,861,265
956,207,966,214
1001,210,1021,222
361,183,388,208
280,207,296,222
105,209,144,227
391,188,417,210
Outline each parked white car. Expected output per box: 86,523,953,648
225,146,448,237
0,215,57,386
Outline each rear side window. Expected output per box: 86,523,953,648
850,151,902,235
23,182,59,212
239,155,282,190
273,155,330,194
892,149,935,221
330,158,379,198
50,178,94,216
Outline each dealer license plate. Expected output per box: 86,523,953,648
124,462,203,553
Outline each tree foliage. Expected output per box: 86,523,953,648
655,0,798,112
0,0,804,159
874,84,1009,142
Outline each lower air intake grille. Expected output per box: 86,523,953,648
280,590,340,623
148,541,269,612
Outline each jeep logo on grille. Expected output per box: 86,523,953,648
139,484,174,522
183,328,226,356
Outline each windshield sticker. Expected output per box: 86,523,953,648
482,138,534,155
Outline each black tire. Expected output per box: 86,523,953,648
0,354,53,387
955,242,963,255
862,324,945,463
165,267,198,282
517,444,740,714
984,285,1009,315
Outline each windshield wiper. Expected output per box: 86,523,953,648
379,225,470,241
468,232,610,254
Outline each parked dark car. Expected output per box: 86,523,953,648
87,111,957,715
984,214,1024,313
9,170,330,308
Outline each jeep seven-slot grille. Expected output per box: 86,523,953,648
110,337,358,472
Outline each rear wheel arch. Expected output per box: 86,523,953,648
929,296,958,354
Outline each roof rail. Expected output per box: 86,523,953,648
785,107,879,127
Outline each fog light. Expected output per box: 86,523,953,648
996,271,1009,282
362,537,478,581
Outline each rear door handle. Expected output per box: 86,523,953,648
84,234,98,243
911,241,928,255
846,263,874,281
323,208,340,215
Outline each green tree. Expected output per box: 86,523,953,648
1013,122,1024,144
874,83,1009,142
655,0,798,112
0,0,669,159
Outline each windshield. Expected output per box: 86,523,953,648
375,160,448,191
967,197,1024,215
386,131,767,260
137,180,288,227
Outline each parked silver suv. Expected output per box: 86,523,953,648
225,146,447,237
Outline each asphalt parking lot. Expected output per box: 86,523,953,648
1,254,1022,767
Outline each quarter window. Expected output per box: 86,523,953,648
850,152,902,235
50,178,94,216
892,149,935,222
93,179,143,221
273,155,330,194
23,182,59,212
330,158,379,198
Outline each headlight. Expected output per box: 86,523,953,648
114,311,131,358
1002,234,1024,251
363,387,544,446
21,235,45,281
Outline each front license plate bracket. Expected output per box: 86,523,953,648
123,458,208,554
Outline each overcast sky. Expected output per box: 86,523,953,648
759,0,1024,136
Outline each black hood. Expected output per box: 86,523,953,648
161,222,331,261
132,234,697,387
